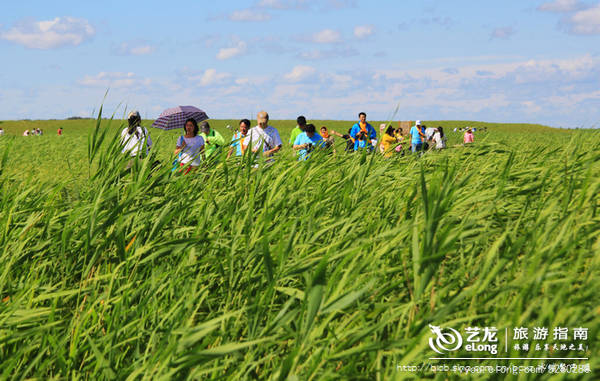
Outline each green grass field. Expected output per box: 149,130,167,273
0,115,598,379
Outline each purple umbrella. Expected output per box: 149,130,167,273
151,106,209,130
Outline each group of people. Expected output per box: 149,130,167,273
22,128,44,136
119,110,477,172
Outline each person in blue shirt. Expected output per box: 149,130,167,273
227,118,250,158
293,123,325,160
349,112,377,151
409,120,427,153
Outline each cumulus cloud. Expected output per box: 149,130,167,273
538,0,583,12
0,17,94,49
174,68,232,87
112,41,155,56
490,26,516,40
311,29,341,43
78,72,151,89
217,40,247,60
354,25,374,39
284,65,316,82
566,4,600,34
229,9,271,22
197,69,231,86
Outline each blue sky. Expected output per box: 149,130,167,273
1,0,600,127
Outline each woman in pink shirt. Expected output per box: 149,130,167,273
464,128,474,144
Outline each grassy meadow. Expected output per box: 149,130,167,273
0,115,598,379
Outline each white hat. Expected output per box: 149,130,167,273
128,110,141,119
416,120,421,126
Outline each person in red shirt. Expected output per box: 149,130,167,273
57,127,63,136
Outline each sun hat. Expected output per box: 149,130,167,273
416,120,421,126
128,110,140,119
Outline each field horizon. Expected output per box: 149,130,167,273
0,112,598,379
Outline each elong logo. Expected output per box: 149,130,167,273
428,324,463,354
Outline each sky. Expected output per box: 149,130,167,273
1,0,600,127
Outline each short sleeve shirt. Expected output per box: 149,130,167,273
230,131,247,156
177,135,205,166
410,126,426,145
293,132,325,160
243,125,282,152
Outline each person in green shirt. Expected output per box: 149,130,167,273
288,115,307,146
199,121,225,158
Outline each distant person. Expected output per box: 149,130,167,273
464,128,474,144
199,120,225,158
228,119,250,158
453,127,457,132
120,110,152,157
293,123,325,160
243,111,282,158
38,128,43,136
425,125,436,141
289,116,307,146
57,127,63,136
394,127,405,153
432,127,447,149
350,112,376,151
409,120,427,153
320,126,335,149
380,125,398,158
378,123,387,152
0,127,4,136
329,128,354,152
175,118,205,173
23,129,29,136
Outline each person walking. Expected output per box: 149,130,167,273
349,112,376,151
228,119,250,158
242,111,282,158
409,120,427,153
120,111,152,157
199,121,225,159
293,123,325,160
432,127,447,149
464,128,474,144
174,118,205,173
289,116,307,146
380,125,398,158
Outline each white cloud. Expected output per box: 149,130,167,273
284,65,316,82
567,4,600,34
490,27,516,40
311,29,341,43
229,9,271,22
198,69,231,86
353,25,374,39
112,41,155,56
0,17,94,49
179,68,232,87
217,40,248,60
538,0,583,12
78,72,151,89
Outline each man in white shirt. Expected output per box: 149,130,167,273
243,111,282,157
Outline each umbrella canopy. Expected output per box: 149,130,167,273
151,106,209,130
